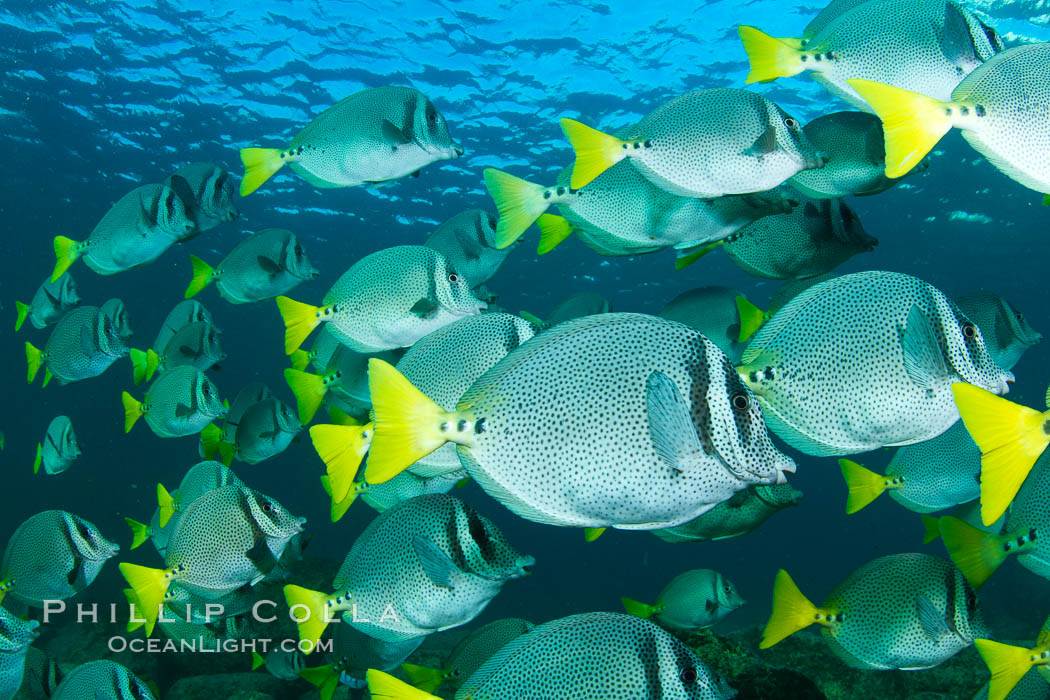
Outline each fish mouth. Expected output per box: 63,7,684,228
451,143,464,158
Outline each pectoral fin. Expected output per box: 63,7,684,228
916,595,950,640
744,125,778,156
412,536,458,589
175,403,194,418
409,298,439,319
256,255,283,277
646,371,706,472
381,119,413,147
900,305,948,390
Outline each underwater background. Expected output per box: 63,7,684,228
4,0,1050,698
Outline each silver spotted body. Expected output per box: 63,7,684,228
140,365,225,438
395,312,535,478
0,607,38,700
309,328,400,416
657,287,749,363
332,494,533,643
884,421,981,514
454,313,793,529
150,461,244,556
425,210,509,289
650,569,747,631
154,300,213,353
722,196,876,280
798,0,1000,110
1,510,118,605
996,451,1050,580
165,162,238,237
213,228,319,304
947,44,1050,193
38,415,80,475
286,86,461,188
652,483,802,542
23,274,80,330
740,271,1013,455
41,306,128,385
330,622,423,680
818,553,986,670
219,382,272,445
157,321,225,374
321,245,485,353
956,292,1041,371
361,471,466,514
80,183,194,275
542,292,611,327
616,88,822,199
51,660,155,700
457,612,735,699
232,397,300,465
162,484,304,599
789,111,911,198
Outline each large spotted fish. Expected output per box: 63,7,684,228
368,313,795,531
283,494,533,650
25,306,129,386
0,510,118,606
14,273,80,332
0,607,39,700
761,553,986,670
738,271,1013,456
50,183,196,281
120,483,305,635
561,88,824,197
739,0,1001,109
277,245,486,355
368,612,736,699
240,86,462,195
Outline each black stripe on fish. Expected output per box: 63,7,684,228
639,627,662,696
686,338,718,459
464,505,496,565
445,510,468,572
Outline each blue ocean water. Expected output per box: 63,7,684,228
4,0,1050,697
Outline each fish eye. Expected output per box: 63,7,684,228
962,322,978,340
784,117,799,130
294,243,303,257
1017,312,1025,322
262,501,274,513
680,667,698,684
730,391,750,412
448,273,460,283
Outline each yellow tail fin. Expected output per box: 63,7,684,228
921,515,941,544
952,383,1050,526
560,118,626,189
219,442,236,467
327,406,361,427
14,301,29,332
976,639,1043,700
737,26,806,84
239,147,286,197
157,483,176,528
290,349,311,371
401,664,446,694
482,169,551,249
199,423,223,460
839,459,895,514
276,296,326,355
674,241,722,270
584,527,606,542
251,650,266,671
283,585,336,654
320,474,363,523
367,669,441,700
299,665,340,700
51,236,83,283
124,518,152,550
130,348,160,385
123,588,145,633
311,422,372,502
736,296,768,343
118,562,173,637
366,359,452,484
25,342,42,384
284,368,328,424
938,516,1008,589
536,214,574,255
847,79,953,179
122,392,144,433
185,255,216,298
33,443,42,474
621,597,659,619
760,569,828,649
